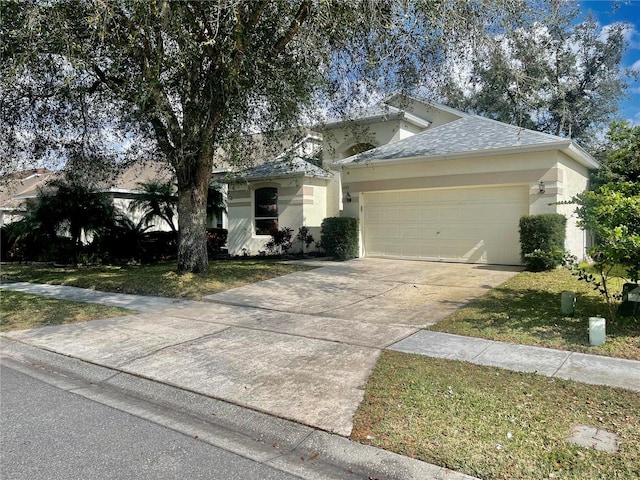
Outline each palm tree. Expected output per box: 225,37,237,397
129,180,178,233
15,177,117,262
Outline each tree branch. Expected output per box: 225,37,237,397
273,0,311,53
247,1,269,29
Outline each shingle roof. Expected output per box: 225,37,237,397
0,162,174,212
0,169,56,211
233,157,332,181
334,115,572,165
109,161,174,191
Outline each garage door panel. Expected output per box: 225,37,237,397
419,207,438,222
438,206,461,222
402,226,419,239
367,208,385,222
363,186,527,265
401,207,421,222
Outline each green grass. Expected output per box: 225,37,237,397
430,268,640,360
352,350,640,480
0,290,131,332
0,259,313,300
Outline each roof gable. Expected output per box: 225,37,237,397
323,94,445,131
333,114,598,169
231,157,332,182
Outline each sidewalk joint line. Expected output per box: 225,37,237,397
120,328,232,364
471,340,496,360
382,327,422,349
551,351,573,378
316,282,404,315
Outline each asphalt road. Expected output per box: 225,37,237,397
0,365,300,480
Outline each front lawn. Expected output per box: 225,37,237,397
0,259,313,300
0,290,131,332
352,351,640,480
430,268,640,360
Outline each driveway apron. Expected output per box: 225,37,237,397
2,258,519,436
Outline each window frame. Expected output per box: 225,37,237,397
254,186,279,235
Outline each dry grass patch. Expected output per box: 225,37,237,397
0,290,131,332
352,351,640,480
0,259,313,300
430,269,639,360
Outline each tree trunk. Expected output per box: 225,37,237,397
176,159,210,273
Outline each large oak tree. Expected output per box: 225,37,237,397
2,0,561,272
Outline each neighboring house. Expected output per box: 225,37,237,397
0,168,54,227
0,162,199,233
225,93,598,265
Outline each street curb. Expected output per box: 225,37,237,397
0,337,478,480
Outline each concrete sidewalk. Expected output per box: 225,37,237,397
390,330,640,392
0,280,200,313
2,339,477,480
2,278,638,394
2,272,639,479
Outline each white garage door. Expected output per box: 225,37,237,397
363,186,528,265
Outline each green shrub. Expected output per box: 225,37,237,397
140,231,178,262
321,217,359,260
265,226,293,255
206,228,228,257
296,226,315,255
0,222,72,263
519,214,567,271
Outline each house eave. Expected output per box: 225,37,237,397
563,143,600,169
102,188,142,195
402,112,431,129
332,141,583,170
322,112,405,130
227,171,333,183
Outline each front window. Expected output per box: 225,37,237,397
255,187,278,235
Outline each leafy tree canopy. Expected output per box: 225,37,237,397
1,0,579,272
568,122,640,320
592,121,640,188
436,1,631,148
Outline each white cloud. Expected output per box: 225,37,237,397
625,24,640,50
600,21,640,54
599,21,640,51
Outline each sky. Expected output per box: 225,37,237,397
580,1,640,125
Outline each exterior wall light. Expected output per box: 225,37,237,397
345,191,352,202
539,181,546,194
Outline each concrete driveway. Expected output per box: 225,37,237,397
204,258,519,326
3,259,519,436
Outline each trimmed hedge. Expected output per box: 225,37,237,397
321,217,359,260
519,214,567,271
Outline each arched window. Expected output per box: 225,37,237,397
254,187,278,235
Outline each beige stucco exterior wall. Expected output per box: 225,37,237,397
322,118,426,222
227,177,328,256
557,154,591,260
321,119,405,165
339,150,593,261
391,99,461,128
